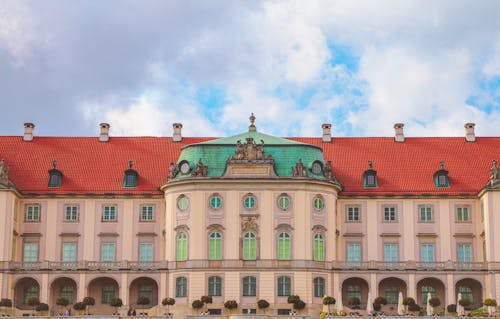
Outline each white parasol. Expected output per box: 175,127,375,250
426,292,432,316
398,291,405,315
366,292,373,314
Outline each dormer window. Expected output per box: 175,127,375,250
123,160,138,188
434,161,450,188
362,160,378,188
48,160,62,188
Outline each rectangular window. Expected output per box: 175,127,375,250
64,205,79,221
140,205,154,221
23,242,38,262
456,206,470,222
102,285,116,304
383,206,397,222
102,205,117,222
347,243,361,262
385,287,399,304
62,242,77,262
384,244,399,262
419,205,433,222
139,243,154,262
347,206,360,221
25,205,40,222
420,244,435,262
101,243,116,262
457,244,472,263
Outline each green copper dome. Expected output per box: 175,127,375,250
171,115,339,184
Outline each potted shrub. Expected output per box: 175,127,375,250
483,298,497,316
428,297,441,314
224,300,238,314
27,297,40,315
257,299,270,314
192,299,204,313
287,295,301,305
83,296,95,315
373,303,382,312
447,304,457,315
162,297,175,315
408,303,421,315
73,302,86,316
374,297,388,306
200,295,213,312
403,297,416,313
323,296,336,314
0,299,12,316
470,307,489,317
137,296,150,308
56,297,69,315
459,299,472,311
110,298,123,315
36,303,49,316
347,297,361,310
294,300,306,312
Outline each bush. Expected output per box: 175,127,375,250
110,298,123,308
428,297,441,308
403,297,416,306
374,297,388,305
287,295,301,304
257,299,270,309
447,304,457,313
373,303,382,311
56,297,69,307
192,300,204,309
348,297,361,306
408,304,421,312
459,299,472,309
224,300,238,310
27,297,40,307
136,297,150,305
483,298,497,307
293,300,306,310
201,295,213,305
36,303,49,312
82,297,95,306
0,299,12,307
162,298,175,306
73,302,86,311
323,296,336,305
470,307,489,317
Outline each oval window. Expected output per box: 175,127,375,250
210,195,222,209
313,195,324,211
243,194,256,209
177,195,189,210
277,194,291,210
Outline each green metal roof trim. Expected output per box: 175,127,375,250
190,130,317,147
174,131,328,180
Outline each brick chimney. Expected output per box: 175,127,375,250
394,123,405,142
465,123,476,142
99,123,110,142
322,124,332,142
173,123,183,142
23,123,35,142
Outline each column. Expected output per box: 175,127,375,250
447,274,454,307
78,273,86,301
120,274,128,306
408,274,416,299
41,273,49,303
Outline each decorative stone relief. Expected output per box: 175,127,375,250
241,216,259,233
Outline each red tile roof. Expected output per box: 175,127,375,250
0,135,498,196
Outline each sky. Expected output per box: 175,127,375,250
0,0,499,138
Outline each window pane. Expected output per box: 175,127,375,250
208,276,222,296
176,277,187,297
102,285,116,303
62,243,77,262
141,206,154,221
314,234,324,261
177,233,188,261
23,243,38,262
209,232,222,260
101,243,115,262
243,232,256,260
24,286,38,304
313,277,325,298
347,285,361,300
277,276,291,296
384,244,398,262
385,287,399,304
139,243,153,262
243,276,256,297
421,286,436,304
278,233,291,260
347,243,361,262
138,284,153,301
459,286,473,303
420,244,435,262
60,286,74,304
458,244,471,263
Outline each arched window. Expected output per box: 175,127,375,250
459,286,473,303
23,285,38,304
208,276,222,296
243,232,256,260
242,276,257,297
421,286,436,304
313,233,325,261
176,277,187,297
177,232,188,261
138,284,153,301
277,232,291,260
101,285,116,304
277,276,291,296
60,285,74,304
347,285,361,300
209,232,222,260
313,277,325,298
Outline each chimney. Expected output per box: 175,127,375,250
465,123,476,142
99,123,110,142
322,124,332,142
394,123,405,142
173,123,183,142
23,123,35,142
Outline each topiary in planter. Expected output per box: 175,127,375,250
0,299,12,307
470,307,489,317
403,297,416,306
137,297,150,307
447,304,457,314
408,304,421,312
36,303,49,312
484,299,497,307
373,303,382,311
323,296,336,313
162,297,175,313
224,300,238,313
348,297,361,309
110,298,123,314
293,300,306,310
83,296,95,314
287,295,301,304
192,300,204,309
459,299,472,310
56,297,69,307
257,299,270,311
374,297,388,305
429,297,441,308
73,302,86,311
200,295,213,305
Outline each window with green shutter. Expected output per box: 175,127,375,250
313,277,325,298
242,276,257,296
139,243,154,262
209,232,222,260
243,232,256,260
176,277,187,297
313,233,324,261
208,276,222,296
177,232,188,261
277,276,291,296
277,232,291,260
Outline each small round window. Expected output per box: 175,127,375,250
313,195,324,211
243,194,256,209
311,161,323,175
277,194,291,210
177,195,189,210
210,194,222,209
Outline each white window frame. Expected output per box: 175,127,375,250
64,205,79,222
102,205,117,222
383,205,397,222
140,205,154,222
25,204,41,222
346,205,360,222
456,206,470,222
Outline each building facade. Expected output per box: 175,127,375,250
0,117,499,317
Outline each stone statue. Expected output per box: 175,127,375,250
192,159,208,177
0,159,10,186
491,160,500,185
256,140,265,160
292,159,307,177
235,140,245,160
168,161,178,179
324,160,335,180
229,137,272,162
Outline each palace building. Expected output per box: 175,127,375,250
0,115,499,317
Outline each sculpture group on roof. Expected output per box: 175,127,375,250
229,137,273,162
0,159,10,186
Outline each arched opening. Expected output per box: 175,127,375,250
342,277,369,310
378,277,407,305
416,277,445,307
87,277,119,315
50,277,77,313
455,278,483,309
14,277,40,310
129,277,158,309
